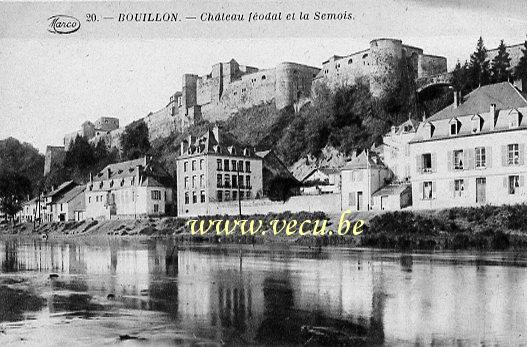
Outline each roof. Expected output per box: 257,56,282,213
140,176,164,188
428,82,527,121
55,185,85,204
94,157,147,181
46,181,75,198
342,151,386,170
372,184,411,197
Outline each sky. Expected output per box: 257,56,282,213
1,0,526,153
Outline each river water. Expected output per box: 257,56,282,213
0,237,526,346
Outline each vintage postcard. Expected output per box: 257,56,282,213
1,0,527,345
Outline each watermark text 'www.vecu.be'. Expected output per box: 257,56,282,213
186,210,364,237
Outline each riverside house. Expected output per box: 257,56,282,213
175,126,263,217
410,81,527,209
85,157,174,219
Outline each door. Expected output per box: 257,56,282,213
357,191,363,211
476,178,486,204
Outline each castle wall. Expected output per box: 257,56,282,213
94,117,119,131
487,43,524,72
418,54,448,78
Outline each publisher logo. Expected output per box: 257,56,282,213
48,15,80,34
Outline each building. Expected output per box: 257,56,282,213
63,117,120,150
18,197,41,223
43,145,65,176
314,38,447,98
52,185,86,222
341,151,392,211
372,184,412,211
256,149,298,196
42,181,77,222
409,80,527,209
382,118,420,182
300,167,341,194
176,126,263,217
85,157,174,220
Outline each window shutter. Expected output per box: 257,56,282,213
419,182,423,199
431,153,437,172
447,151,453,171
463,149,470,170
520,144,526,165
486,147,492,168
468,149,475,170
349,192,356,207
432,182,437,198
416,155,421,173
502,145,508,166
503,176,508,188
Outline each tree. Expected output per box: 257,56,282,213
515,38,527,80
468,37,491,88
491,40,511,83
121,119,150,160
0,172,32,225
266,176,299,202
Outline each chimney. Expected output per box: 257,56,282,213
107,168,111,178
391,125,396,134
89,172,93,182
490,103,496,116
136,165,143,186
180,140,188,156
212,125,220,144
453,90,459,109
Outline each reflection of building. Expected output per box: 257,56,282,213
176,126,263,216
85,157,174,219
410,81,527,209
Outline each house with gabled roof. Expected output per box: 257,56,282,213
410,80,527,209
85,157,174,219
52,185,86,222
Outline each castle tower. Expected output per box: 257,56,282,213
43,145,65,176
369,38,404,98
181,74,198,110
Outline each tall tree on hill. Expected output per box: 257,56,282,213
121,119,150,160
515,38,527,80
491,40,512,83
0,137,44,195
0,172,32,225
452,60,471,95
468,37,491,88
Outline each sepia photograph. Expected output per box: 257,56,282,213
1,0,527,345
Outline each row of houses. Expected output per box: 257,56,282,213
342,79,527,211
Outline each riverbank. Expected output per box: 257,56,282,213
3,204,527,250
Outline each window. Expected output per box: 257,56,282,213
240,191,244,200
217,174,222,187
200,159,204,170
245,161,251,173
232,175,238,188
200,175,204,187
184,161,188,172
246,175,251,188
233,191,238,200
454,150,464,170
422,154,432,173
225,191,231,201
450,121,459,135
246,191,251,199
217,190,223,202
475,147,486,168
192,191,197,204
154,204,159,213
423,181,433,200
151,190,161,200
348,58,353,64
509,175,520,194
88,197,91,203
192,176,196,188
184,192,189,204
232,160,237,172
508,144,520,165
454,179,464,197
200,190,206,203
509,111,519,129
184,177,189,189
192,160,196,171
217,159,223,171
238,160,244,172
225,175,231,188
472,116,482,133
224,159,230,171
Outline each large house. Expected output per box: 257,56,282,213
410,81,527,209
176,126,263,217
85,157,174,219
52,185,86,222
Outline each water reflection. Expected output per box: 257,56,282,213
1,239,527,345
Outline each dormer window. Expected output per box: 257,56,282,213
423,122,435,139
471,115,482,133
449,118,460,135
509,110,520,129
